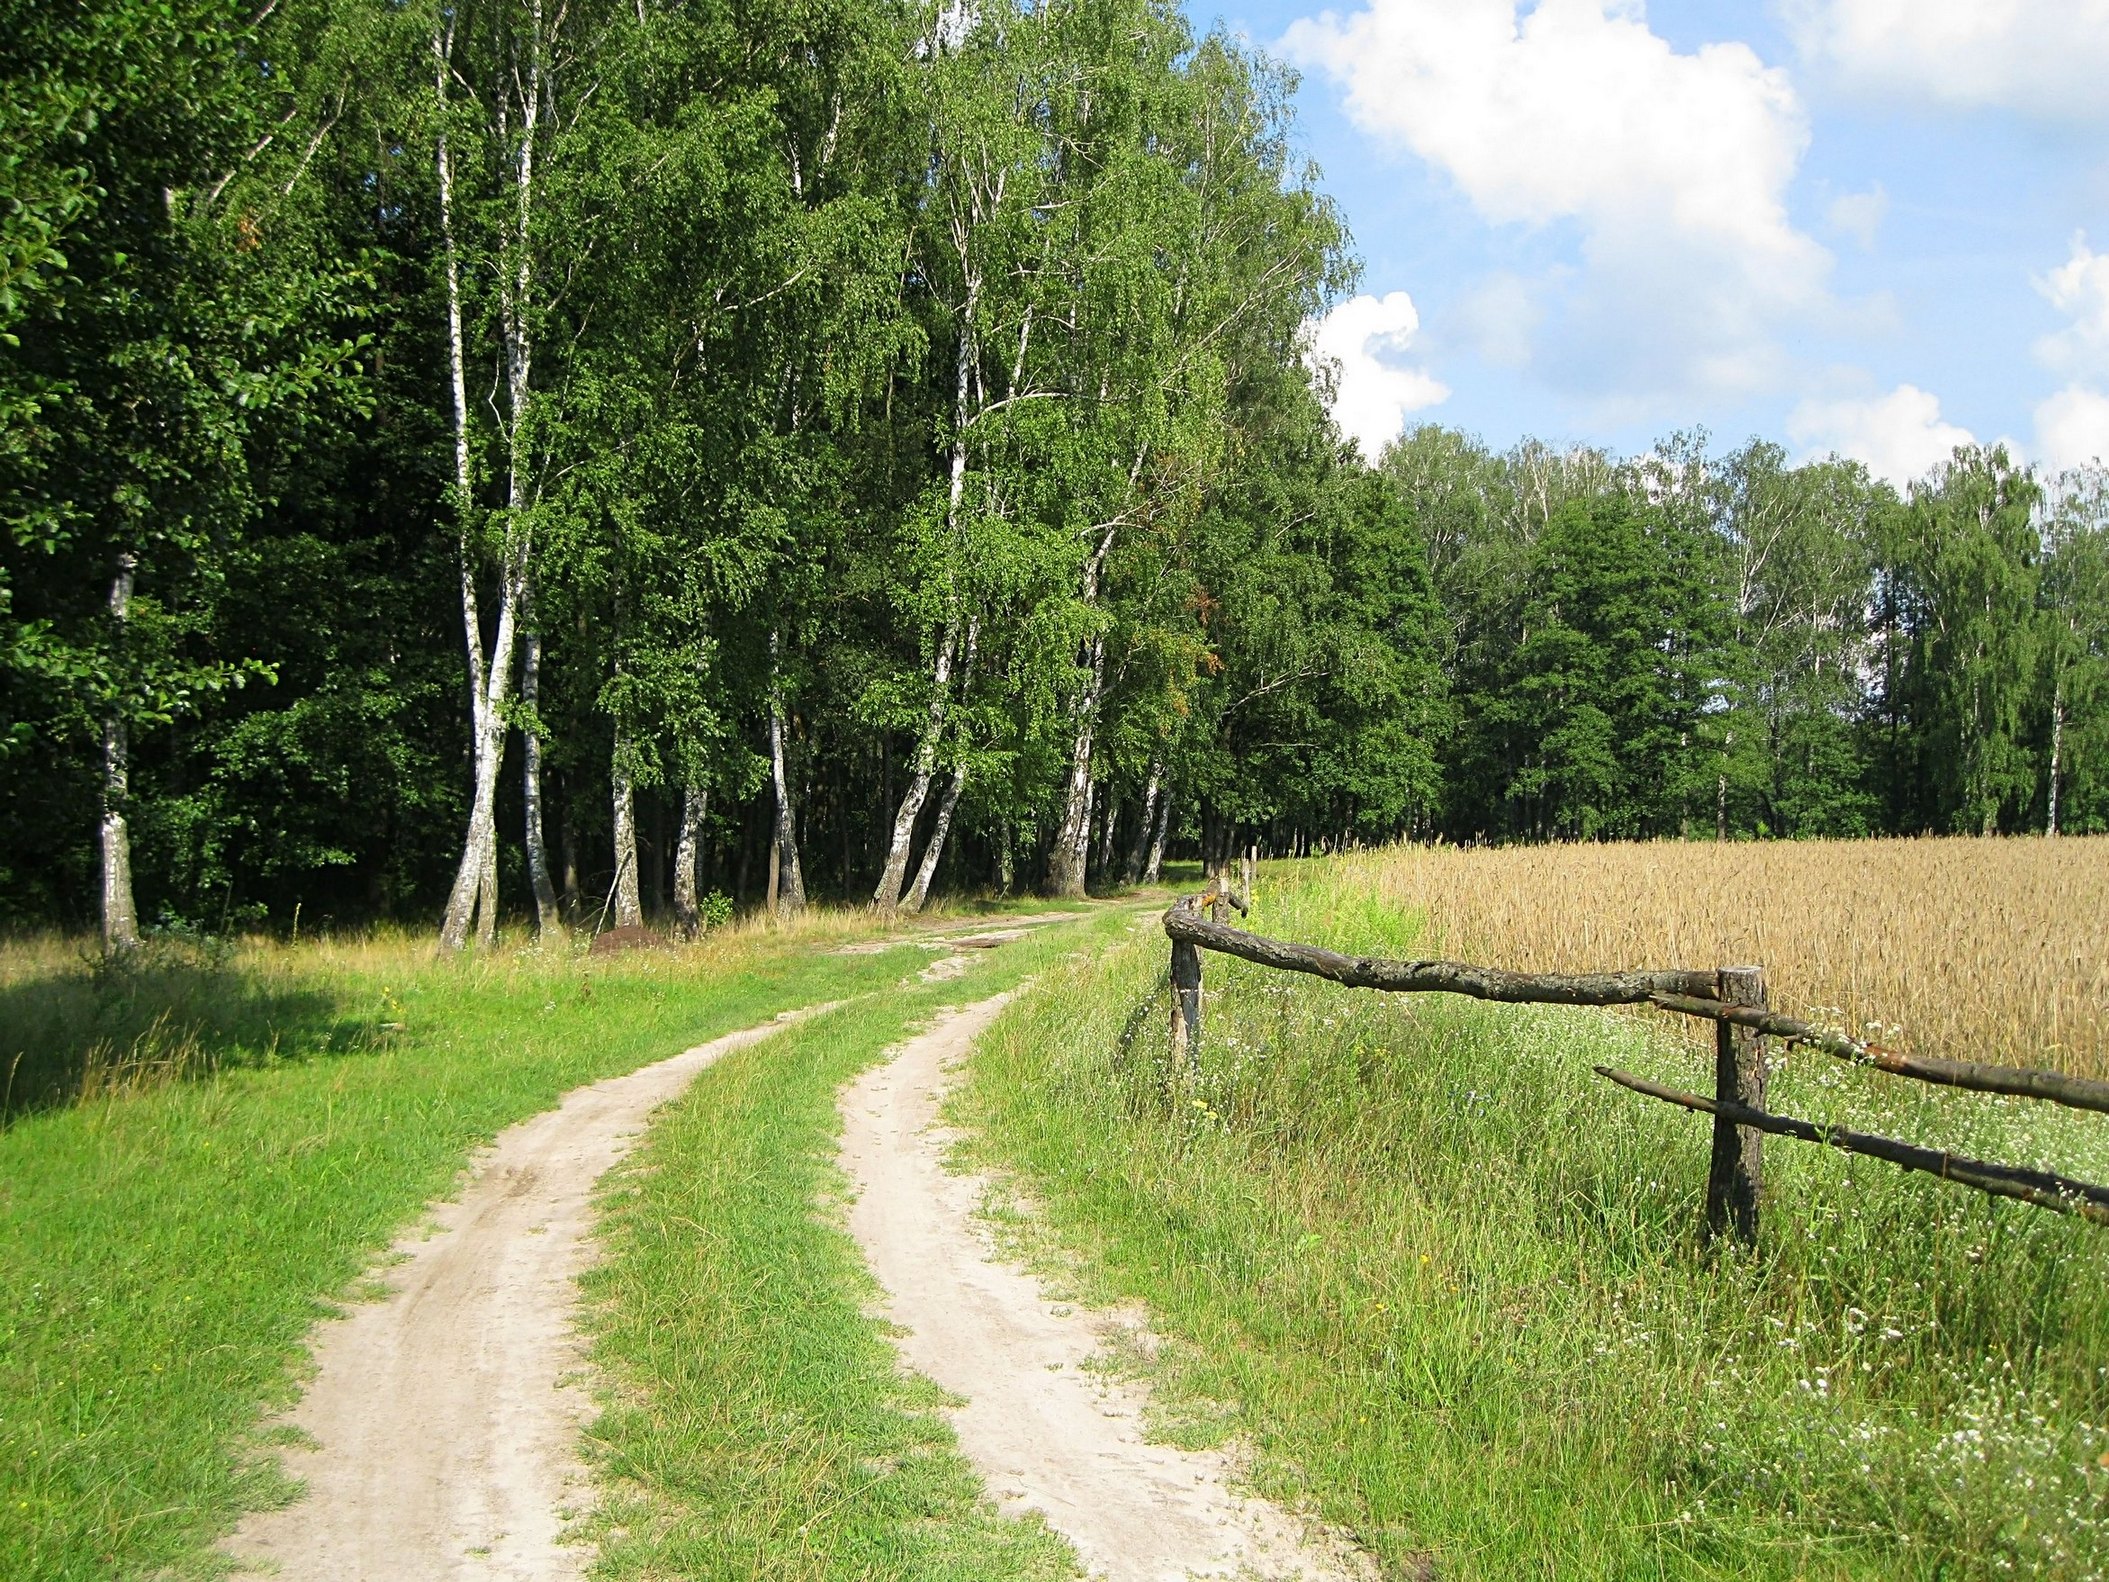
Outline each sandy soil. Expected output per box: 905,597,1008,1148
227,1010,813,1581
841,995,1373,1582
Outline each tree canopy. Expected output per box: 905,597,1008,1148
4,0,2105,944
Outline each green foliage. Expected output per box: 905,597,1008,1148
2,0,2102,937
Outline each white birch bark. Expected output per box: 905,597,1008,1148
99,552,140,952
521,628,562,938
435,3,544,951
1143,780,1171,883
1046,516,1121,897
673,785,706,935
610,734,642,929
1122,763,1161,885
871,617,958,910
902,619,979,913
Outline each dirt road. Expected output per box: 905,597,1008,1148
841,996,1371,1582
227,1011,811,1581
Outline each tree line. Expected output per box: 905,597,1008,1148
4,0,2105,949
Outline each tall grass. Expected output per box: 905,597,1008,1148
960,862,2109,1579
1351,836,2109,1077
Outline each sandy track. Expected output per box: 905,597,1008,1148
228,1010,811,1581
842,996,1371,1582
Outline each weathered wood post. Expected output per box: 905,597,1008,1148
1170,933,1203,1066
1705,965,1768,1246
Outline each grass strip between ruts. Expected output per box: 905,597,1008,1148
577,907,1147,1581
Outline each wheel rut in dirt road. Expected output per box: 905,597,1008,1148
227,1007,820,1582
841,995,1374,1582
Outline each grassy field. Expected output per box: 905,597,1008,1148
1358,835,2109,1077
960,853,2109,1580
0,906,1073,1581
576,906,1148,1580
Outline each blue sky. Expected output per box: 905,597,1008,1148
1196,0,2109,481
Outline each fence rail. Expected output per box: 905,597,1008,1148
1161,878,2109,1244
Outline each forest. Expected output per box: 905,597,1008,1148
5,0,2107,947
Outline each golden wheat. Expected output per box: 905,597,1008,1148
1345,835,2109,1078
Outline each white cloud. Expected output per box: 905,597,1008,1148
1826,186,1887,250
1282,0,1831,407
1306,291,1450,457
1787,383,1974,486
1785,0,2109,122
2036,386,2109,473
2035,234,2109,380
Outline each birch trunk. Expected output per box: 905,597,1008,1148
1044,631,1104,897
1094,783,1119,875
434,11,541,951
904,761,967,914
1122,763,1161,885
1143,780,1171,883
673,785,706,935
871,619,958,910
610,737,642,929
770,659,806,915
1046,505,1124,897
2049,676,2065,836
521,629,562,938
99,552,140,953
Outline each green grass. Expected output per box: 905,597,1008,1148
0,916,973,1581
576,905,1148,1580
956,863,2109,1581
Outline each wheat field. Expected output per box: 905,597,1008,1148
1346,835,2109,1077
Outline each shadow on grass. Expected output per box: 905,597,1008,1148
1,937,370,1123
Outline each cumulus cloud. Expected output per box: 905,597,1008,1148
2035,234,2109,380
1282,0,1830,408
1305,292,1450,457
1785,0,2109,122
1787,383,1975,486
2036,386,2109,473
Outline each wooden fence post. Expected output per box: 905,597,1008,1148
1705,965,1768,1247
1242,846,1255,911
1170,937,1203,1066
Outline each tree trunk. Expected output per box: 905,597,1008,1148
904,760,967,914
1123,764,1161,885
673,784,706,936
610,736,642,929
872,619,960,909
2049,676,2065,836
1143,780,1171,883
770,667,806,915
1095,783,1119,877
1045,642,1102,897
521,629,562,939
99,552,140,953
559,797,581,924
1046,513,1121,897
996,819,1015,895
433,13,537,952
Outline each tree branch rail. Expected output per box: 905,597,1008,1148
1161,890,2109,1239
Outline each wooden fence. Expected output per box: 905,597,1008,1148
1162,877,2109,1244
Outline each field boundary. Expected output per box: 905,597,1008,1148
1163,876,2109,1241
